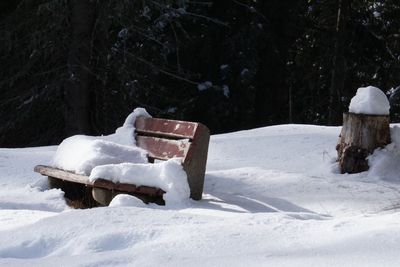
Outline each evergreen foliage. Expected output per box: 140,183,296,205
0,0,399,147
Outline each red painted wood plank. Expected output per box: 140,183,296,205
135,117,198,139
136,136,190,161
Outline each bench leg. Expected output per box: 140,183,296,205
48,176,98,208
92,187,114,206
183,124,210,200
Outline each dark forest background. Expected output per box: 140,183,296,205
1,0,400,147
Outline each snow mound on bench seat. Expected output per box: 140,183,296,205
52,108,151,175
52,136,148,175
89,159,190,205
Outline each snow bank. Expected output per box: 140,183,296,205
6,124,400,266
90,159,190,205
368,126,400,182
349,86,389,115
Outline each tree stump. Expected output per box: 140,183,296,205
336,112,391,173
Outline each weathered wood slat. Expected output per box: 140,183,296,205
135,117,198,139
34,165,165,197
136,136,190,161
34,165,92,185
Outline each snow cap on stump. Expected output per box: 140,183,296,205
349,86,389,115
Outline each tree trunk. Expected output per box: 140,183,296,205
328,0,349,125
336,112,391,174
255,1,295,126
64,0,96,136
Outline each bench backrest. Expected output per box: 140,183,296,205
134,117,210,200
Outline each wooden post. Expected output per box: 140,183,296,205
336,112,391,174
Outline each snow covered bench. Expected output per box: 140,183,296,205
34,117,210,206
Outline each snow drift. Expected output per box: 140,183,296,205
1,123,400,266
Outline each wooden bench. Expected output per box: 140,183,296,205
34,117,210,207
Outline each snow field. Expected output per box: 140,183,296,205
0,124,400,266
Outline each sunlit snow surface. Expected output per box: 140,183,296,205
1,124,400,266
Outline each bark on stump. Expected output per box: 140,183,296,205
336,112,391,174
